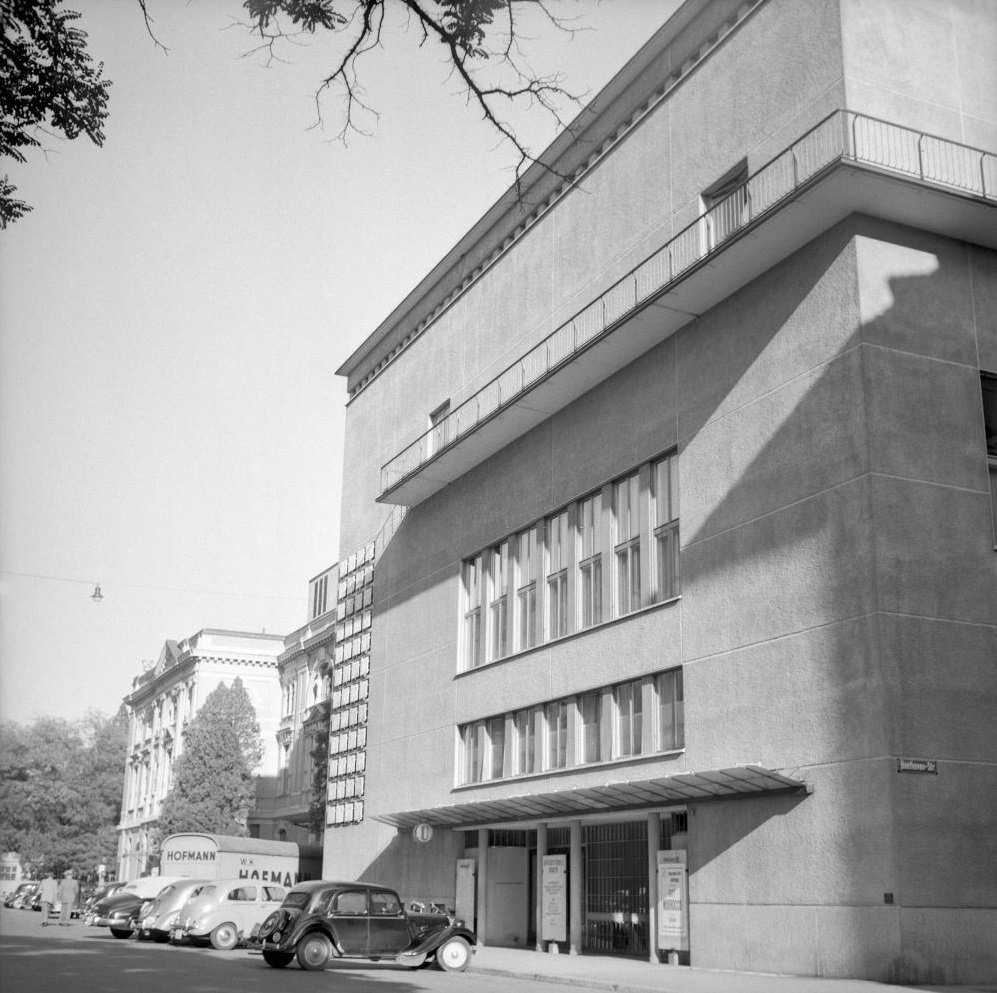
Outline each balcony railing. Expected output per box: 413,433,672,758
380,109,997,498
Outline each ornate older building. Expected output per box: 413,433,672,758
116,629,284,880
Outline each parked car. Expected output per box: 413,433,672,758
137,878,211,943
83,881,126,924
3,882,38,909
89,877,185,938
251,880,476,972
172,878,286,950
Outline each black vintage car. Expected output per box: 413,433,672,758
252,880,476,972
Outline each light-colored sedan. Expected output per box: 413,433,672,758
172,878,286,950
138,878,211,943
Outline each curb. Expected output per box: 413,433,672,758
474,964,659,993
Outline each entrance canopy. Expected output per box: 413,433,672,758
375,765,809,831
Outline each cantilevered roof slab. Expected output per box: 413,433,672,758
374,765,810,831
378,110,997,508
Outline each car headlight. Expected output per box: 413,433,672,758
164,912,178,928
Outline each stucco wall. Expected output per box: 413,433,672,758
337,0,848,555
840,0,997,149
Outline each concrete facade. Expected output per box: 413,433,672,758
116,628,284,879
325,0,997,983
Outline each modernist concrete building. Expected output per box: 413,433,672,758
324,0,996,982
116,628,284,879
254,565,337,845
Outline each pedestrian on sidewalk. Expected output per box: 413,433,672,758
38,872,57,925
57,870,79,926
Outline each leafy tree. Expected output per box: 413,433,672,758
0,709,127,876
4,1,577,227
156,679,262,839
158,720,254,838
198,675,264,772
1,0,112,227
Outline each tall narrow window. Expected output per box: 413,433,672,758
614,472,641,616
545,700,568,769
461,722,485,784
652,454,680,602
487,716,506,779
983,374,997,543
427,400,451,458
546,510,569,639
489,541,509,661
656,669,684,750
614,679,643,758
515,707,537,775
579,692,601,764
578,492,603,628
516,526,538,651
462,555,482,669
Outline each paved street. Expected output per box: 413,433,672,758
3,907,996,993
0,907,516,993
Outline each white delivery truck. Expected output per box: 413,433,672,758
159,833,322,889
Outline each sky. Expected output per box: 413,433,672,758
0,0,678,725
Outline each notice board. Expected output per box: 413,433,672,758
540,854,567,942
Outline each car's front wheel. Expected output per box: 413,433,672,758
296,932,333,971
210,922,239,951
110,928,132,940
435,936,472,972
263,950,294,969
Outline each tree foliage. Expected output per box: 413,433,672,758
0,707,128,877
198,675,264,772
156,679,262,840
1,0,112,227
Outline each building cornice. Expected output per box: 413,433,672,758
337,0,766,397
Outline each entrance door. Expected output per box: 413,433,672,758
584,822,648,956
485,847,528,946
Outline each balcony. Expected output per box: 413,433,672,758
378,110,997,507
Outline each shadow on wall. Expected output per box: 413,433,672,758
357,830,464,912
252,702,328,843
679,217,995,982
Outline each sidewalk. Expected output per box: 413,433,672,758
471,945,997,993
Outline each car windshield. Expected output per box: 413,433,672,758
199,885,216,898
282,891,312,910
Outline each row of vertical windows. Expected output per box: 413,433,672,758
460,453,679,670
457,668,684,785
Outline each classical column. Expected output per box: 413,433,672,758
476,827,489,946
569,819,582,955
647,812,661,963
535,822,547,951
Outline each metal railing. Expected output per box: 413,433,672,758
380,110,996,497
